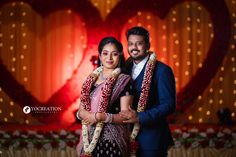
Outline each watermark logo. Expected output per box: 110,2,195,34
23,106,31,114
22,106,62,114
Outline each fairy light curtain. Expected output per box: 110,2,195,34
0,0,235,125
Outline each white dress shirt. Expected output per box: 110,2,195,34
131,55,149,80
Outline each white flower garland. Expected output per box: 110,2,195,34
80,67,121,156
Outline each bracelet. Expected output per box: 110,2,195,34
76,110,81,120
94,112,99,122
104,113,113,123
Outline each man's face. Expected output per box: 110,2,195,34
127,35,148,64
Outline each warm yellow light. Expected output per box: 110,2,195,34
219,89,223,94
23,45,27,49
0,43,3,47
187,48,191,53
20,54,24,59
146,15,151,20
4,117,8,122
206,111,211,115
25,119,29,124
22,33,26,37
219,77,224,82
22,12,26,16
231,67,236,72
187,27,191,31
12,24,16,28
188,115,193,120
174,40,179,45
10,34,14,39
21,23,25,27
187,40,191,44
173,54,177,59
162,25,166,30
12,2,16,6
231,44,235,49
22,66,27,70
196,18,201,23
0,109,2,114
232,57,235,62
197,41,202,45
10,12,14,16
10,101,14,106
209,88,213,93
198,95,202,100
209,99,213,104
23,77,28,82
219,99,223,104
0,98,3,102
67,9,72,14
234,102,236,107
234,90,236,94
198,63,202,67
232,112,235,117
12,57,16,62
128,19,132,24
220,66,224,71
10,46,14,51
187,17,191,22
198,107,202,111
162,47,167,52
137,11,142,16
172,18,176,22
198,118,203,123
197,51,201,55
10,112,14,117
11,67,15,72
184,71,189,76
175,62,179,67
172,10,177,15
187,61,191,65
106,9,110,13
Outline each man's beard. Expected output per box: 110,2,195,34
129,49,148,61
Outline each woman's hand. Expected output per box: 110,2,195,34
82,112,97,126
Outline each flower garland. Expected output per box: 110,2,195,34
79,67,121,157
130,52,156,157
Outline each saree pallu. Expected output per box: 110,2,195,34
77,74,132,157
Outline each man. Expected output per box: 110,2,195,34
120,26,176,157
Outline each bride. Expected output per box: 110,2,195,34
76,37,133,157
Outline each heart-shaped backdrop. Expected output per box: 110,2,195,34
0,0,231,123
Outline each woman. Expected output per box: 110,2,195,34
76,37,133,157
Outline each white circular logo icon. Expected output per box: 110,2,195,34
23,106,31,114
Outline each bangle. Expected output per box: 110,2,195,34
94,112,99,122
76,110,81,120
104,113,113,123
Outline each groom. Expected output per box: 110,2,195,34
120,26,176,157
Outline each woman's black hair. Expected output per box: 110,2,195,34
98,36,127,73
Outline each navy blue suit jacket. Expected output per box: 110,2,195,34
127,60,176,151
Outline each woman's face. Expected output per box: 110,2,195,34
99,43,120,70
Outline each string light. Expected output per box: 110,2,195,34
206,111,210,115
198,107,202,111
188,115,193,120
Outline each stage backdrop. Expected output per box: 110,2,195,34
0,0,235,125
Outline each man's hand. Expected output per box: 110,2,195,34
119,108,139,123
